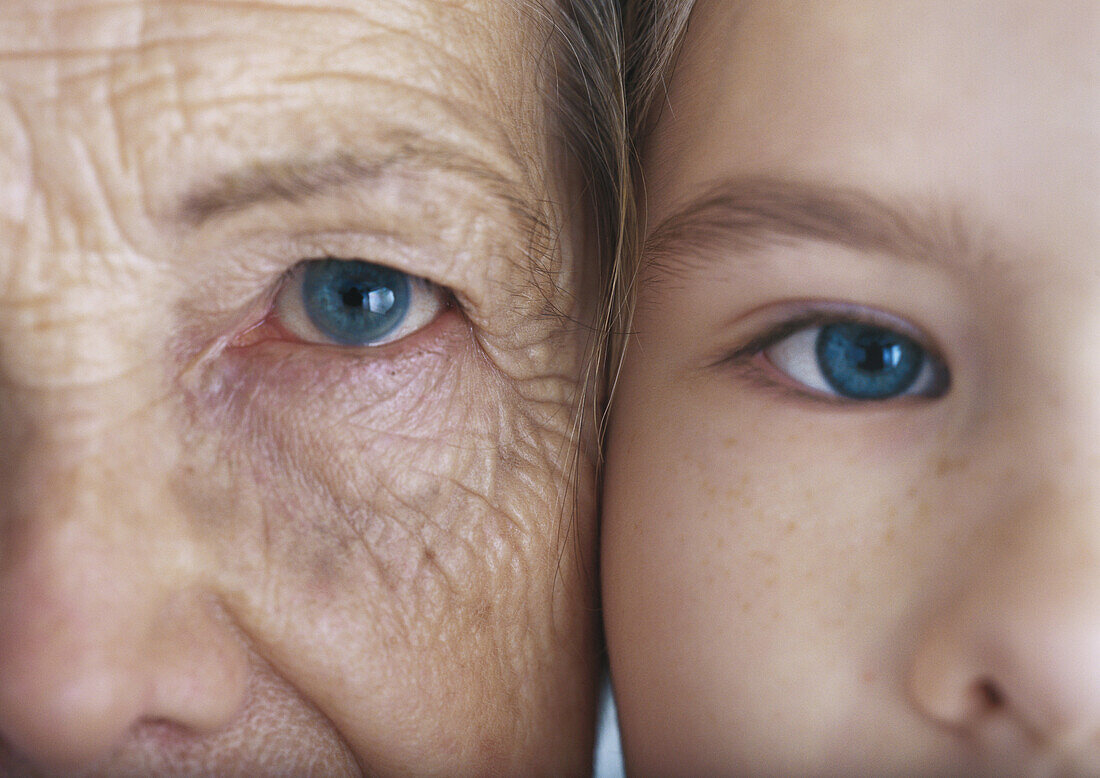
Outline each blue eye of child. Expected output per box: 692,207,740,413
762,316,947,401
814,322,924,399
300,259,411,346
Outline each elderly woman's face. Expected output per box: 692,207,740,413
0,0,598,773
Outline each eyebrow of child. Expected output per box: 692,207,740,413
643,176,989,278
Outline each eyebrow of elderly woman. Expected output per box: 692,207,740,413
177,146,534,226
0,0,625,774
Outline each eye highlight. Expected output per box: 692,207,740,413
275,258,447,347
758,315,949,401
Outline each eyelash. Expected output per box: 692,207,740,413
721,307,950,403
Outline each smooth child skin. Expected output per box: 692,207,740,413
0,0,598,774
604,1,1100,774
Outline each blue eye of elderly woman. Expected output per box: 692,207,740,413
275,258,447,347
764,320,947,400
301,259,410,345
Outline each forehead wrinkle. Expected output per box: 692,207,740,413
0,100,34,226
125,0,556,252
643,176,986,282
6,0,565,290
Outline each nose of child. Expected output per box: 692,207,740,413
907,494,1100,768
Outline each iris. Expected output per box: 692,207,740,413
301,259,411,346
815,322,925,399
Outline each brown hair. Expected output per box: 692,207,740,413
539,0,696,463
603,0,696,413
537,0,633,462
624,0,696,143
539,0,699,461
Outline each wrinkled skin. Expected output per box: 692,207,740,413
605,1,1100,775
0,1,598,774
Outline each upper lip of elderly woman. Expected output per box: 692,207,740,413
0,0,604,773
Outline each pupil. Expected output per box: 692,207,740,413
342,287,365,308
856,338,901,373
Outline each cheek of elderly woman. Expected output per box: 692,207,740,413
0,0,607,773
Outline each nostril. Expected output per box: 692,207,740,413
976,678,1006,710
125,716,204,756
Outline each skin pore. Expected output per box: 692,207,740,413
604,1,1100,774
0,0,599,774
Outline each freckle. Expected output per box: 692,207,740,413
753,551,777,566
861,669,877,684
474,600,493,623
784,520,797,534
883,527,896,545
934,455,965,476
723,436,738,448
308,549,344,592
847,571,861,593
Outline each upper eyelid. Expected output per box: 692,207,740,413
720,305,945,365
183,230,465,307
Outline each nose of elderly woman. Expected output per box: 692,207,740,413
0,404,250,769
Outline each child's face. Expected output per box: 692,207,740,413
603,0,1100,773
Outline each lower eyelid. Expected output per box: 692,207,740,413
233,300,461,355
728,352,849,404
733,352,939,407
206,306,472,426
